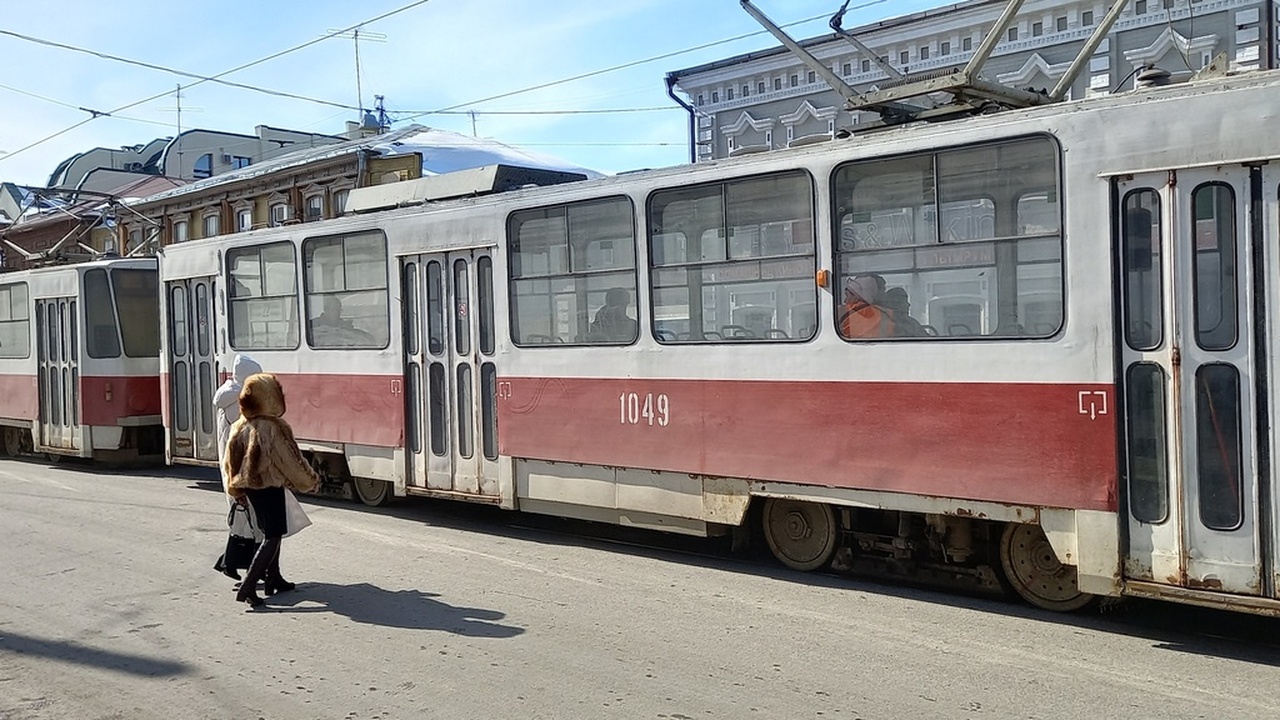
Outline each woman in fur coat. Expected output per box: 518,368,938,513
212,354,262,580
223,372,320,609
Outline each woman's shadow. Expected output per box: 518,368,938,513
266,582,524,639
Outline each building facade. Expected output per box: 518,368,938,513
669,0,1277,161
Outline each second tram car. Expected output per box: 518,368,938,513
159,68,1280,615
0,257,163,461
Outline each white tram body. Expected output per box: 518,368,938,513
0,257,162,460
160,69,1280,614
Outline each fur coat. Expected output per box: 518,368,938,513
223,373,319,498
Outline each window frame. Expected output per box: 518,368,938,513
507,195,640,348
301,230,391,351
0,282,31,359
226,240,301,351
829,133,1065,343
645,169,819,346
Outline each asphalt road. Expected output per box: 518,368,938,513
0,458,1277,720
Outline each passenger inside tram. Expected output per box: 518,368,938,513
838,273,895,338
586,287,638,342
880,287,929,337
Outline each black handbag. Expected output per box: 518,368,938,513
220,505,260,571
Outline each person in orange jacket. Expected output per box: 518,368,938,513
839,274,895,338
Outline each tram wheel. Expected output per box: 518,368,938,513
761,498,838,571
352,475,392,507
1,428,23,457
998,523,1095,612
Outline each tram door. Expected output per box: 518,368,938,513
166,278,218,462
35,297,79,451
400,252,499,498
1117,167,1265,596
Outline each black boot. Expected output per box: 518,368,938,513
214,554,242,581
236,537,280,609
264,544,295,596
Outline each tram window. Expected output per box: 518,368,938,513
453,259,471,357
1121,189,1163,351
509,196,638,346
303,231,389,350
1191,183,1237,351
113,269,160,357
832,136,1063,341
194,282,211,357
170,285,188,357
1125,363,1169,523
481,362,498,461
84,269,121,358
403,264,421,357
427,261,445,356
457,364,474,459
478,256,496,356
1195,363,1243,531
648,171,816,343
428,362,446,456
227,241,299,350
0,283,31,359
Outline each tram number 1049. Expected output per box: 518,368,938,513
619,392,671,427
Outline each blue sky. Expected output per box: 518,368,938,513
0,0,950,186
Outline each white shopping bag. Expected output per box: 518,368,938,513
283,489,312,538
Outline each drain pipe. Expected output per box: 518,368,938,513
665,73,697,165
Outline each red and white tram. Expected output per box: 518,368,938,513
159,68,1280,615
0,257,162,461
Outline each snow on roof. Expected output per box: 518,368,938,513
134,124,602,205
372,127,604,179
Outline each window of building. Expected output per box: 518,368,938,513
842,62,852,75
202,212,220,238
962,37,973,51
941,41,951,55
900,50,910,64
1032,21,1043,36
831,136,1063,341
1082,10,1094,25
726,87,735,101
0,283,30,358
1008,27,1018,42
303,231,389,349
305,194,325,222
231,156,252,170
1135,0,1147,13
920,46,930,60
789,74,799,87
270,202,290,227
227,241,299,349
861,59,871,72
509,196,637,346
236,207,253,232
1056,16,1068,32
697,94,704,105
193,153,213,179
648,171,817,344
807,71,816,84
741,85,749,97
112,268,160,357
333,189,351,215
172,219,189,243
1162,0,1174,7
757,81,767,94
711,91,720,103
128,229,143,252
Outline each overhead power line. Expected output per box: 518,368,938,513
396,0,889,120
0,0,437,165
0,29,359,112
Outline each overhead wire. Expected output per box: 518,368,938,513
0,0,437,165
392,0,890,120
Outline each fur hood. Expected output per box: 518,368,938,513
223,373,318,497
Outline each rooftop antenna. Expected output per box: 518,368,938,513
327,27,387,119
158,84,202,176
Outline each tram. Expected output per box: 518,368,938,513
157,65,1280,615
0,257,163,461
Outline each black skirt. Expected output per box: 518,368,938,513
244,486,287,539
